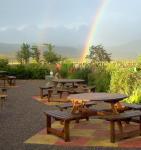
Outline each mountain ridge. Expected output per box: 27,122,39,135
0,41,141,60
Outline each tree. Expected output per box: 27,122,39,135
43,43,61,64
31,45,40,63
16,51,24,64
21,43,31,64
0,56,8,68
86,44,111,62
16,43,31,64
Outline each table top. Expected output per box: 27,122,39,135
52,79,85,83
40,85,54,89
0,71,7,74
68,92,128,103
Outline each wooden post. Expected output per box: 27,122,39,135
64,120,70,142
46,115,51,134
139,116,141,136
0,99,3,110
111,103,123,134
40,88,43,99
117,121,123,133
3,78,6,87
59,91,63,99
110,121,115,143
48,90,52,102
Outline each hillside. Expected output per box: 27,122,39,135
108,40,141,60
0,41,141,60
0,43,81,60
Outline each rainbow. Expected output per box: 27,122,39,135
80,0,108,62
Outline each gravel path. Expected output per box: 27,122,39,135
0,80,130,150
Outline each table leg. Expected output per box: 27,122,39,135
48,90,52,102
64,120,70,142
1,99,3,110
139,116,141,136
40,88,43,99
46,115,51,134
111,103,118,114
111,103,123,133
110,121,115,143
4,78,6,87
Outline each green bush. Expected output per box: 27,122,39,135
59,62,73,78
0,56,9,69
125,87,141,104
68,64,92,82
7,64,50,79
110,67,138,95
88,66,111,92
3,58,141,104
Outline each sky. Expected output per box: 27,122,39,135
0,0,141,48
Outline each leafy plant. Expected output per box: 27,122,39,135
43,43,61,64
86,44,111,62
0,56,8,69
110,67,138,95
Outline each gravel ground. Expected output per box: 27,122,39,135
0,80,134,150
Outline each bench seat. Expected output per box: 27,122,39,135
122,103,141,123
56,101,96,111
44,110,91,141
122,103,141,110
7,76,16,86
98,110,141,143
39,86,54,100
0,94,8,109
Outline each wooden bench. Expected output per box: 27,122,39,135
7,76,16,86
39,86,54,101
57,89,70,98
98,110,141,143
0,87,8,94
56,85,96,99
122,103,141,110
121,103,141,123
0,94,8,110
44,110,92,142
56,101,96,111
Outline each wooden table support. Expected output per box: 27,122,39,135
64,121,70,141
0,95,7,110
140,116,141,136
39,86,54,101
110,121,115,143
99,111,141,143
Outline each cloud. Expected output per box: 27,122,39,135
0,24,90,46
0,26,8,32
16,25,28,31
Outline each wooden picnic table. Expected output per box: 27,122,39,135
68,92,128,134
0,71,8,87
39,85,54,100
45,92,141,142
68,92,128,114
52,79,85,87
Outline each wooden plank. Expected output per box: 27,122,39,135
110,121,115,143
46,115,51,134
64,121,70,142
45,110,83,121
47,128,64,138
122,103,141,110
99,111,141,121
56,101,96,110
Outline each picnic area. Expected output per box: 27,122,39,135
1,77,141,150
1,45,141,150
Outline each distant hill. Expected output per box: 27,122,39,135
0,41,141,60
0,43,81,60
108,40,141,60
0,43,20,59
